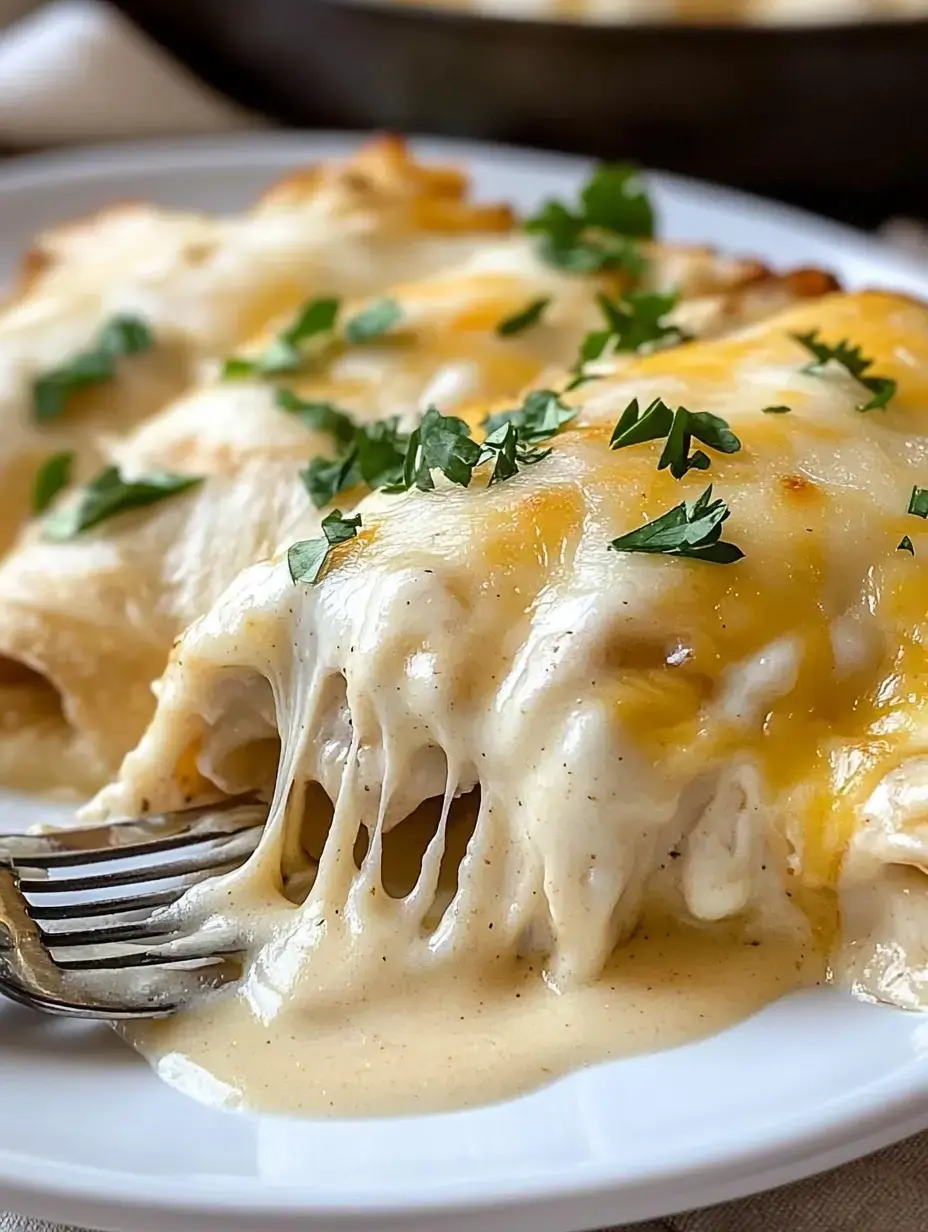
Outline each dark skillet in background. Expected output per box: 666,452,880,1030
114,0,928,229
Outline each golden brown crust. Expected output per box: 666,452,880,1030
260,133,516,234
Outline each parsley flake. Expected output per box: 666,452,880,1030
300,416,409,509
344,298,403,344
496,296,550,337
762,405,792,414
275,388,356,449
288,510,361,585
222,297,339,378
483,389,576,444
609,397,674,450
525,163,654,276
908,486,928,519
478,421,551,485
33,314,153,422
387,397,563,496
898,535,916,555
608,485,743,564
608,398,740,478
43,467,201,541
398,407,482,492
579,164,656,239
299,454,358,510
792,330,897,412
32,451,74,515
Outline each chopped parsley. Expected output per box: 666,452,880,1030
892,487,928,555
222,297,339,378
609,397,674,450
394,407,483,492
762,405,792,414
300,416,408,508
791,331,897,412
608,398,740,478
525,163,654,276
477,421,551,485
288,510,361,585
299,387,574,510
32,451,74,515
43,466,201,541
344,298,403,344
908,486,928,518
299,454,357,510
584,291,686,362
483,388,576,444
383,397,565,495
275,388,356,449
33,315,153,422
496,296,550,337
579,164,656,239
658,408,741,479
608,485,743,564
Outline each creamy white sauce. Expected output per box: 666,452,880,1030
95,441,823,1116
73,290,928,1117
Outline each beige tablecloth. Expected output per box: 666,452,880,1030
3,1128,928,1230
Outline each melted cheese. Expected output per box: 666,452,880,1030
82,289,928,1116
0,136,514,559
0,221,830,797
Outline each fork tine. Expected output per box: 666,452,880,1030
38,919,177,947
1,799,264,1018
5,801,267,868
26,886,193,921
16,838,258,894
0,799,266,865
52,948,242,973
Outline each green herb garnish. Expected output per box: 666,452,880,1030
483,388,576,444
387,397,563,495
908,486,928,519
344,298,403,344
609,397,674,450
762,405,792,414
33,315,153,422
792,330,897,412
288,509,361,585
275,388,356,449
658,408,741,479
299,416,409,508
898,535,916,554
32,451,74,515
299,454,358,510
222,297,339,378
477,421,551,485
608,398,740,478
496,296,550,337
578,164,656,239
608,485,743,564
587,291,686,359
43,466,201,541
395,407,482,492
525,163,654,276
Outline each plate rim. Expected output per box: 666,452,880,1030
1,131,928,1231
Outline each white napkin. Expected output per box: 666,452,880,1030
0,0,261,146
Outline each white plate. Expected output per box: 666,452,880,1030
2,133,928,1232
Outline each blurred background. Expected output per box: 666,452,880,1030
0,0,926,232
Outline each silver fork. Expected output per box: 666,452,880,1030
0,798,267,1019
